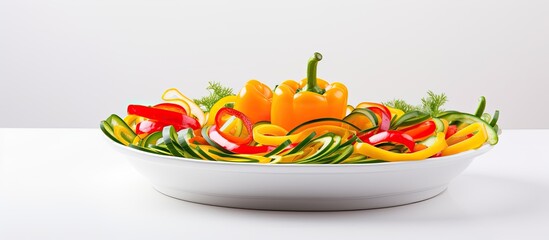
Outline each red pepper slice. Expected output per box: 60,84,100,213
367,107,391,132
445,125,458,139
208,125,276,154
400,120,436,141
128,104,200,130
136,120,185,135
365,130,416,152
152,103,187,115
215,107,253,145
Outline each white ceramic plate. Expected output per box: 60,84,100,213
106,135,492,211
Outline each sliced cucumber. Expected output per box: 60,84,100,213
328,145,354,164
343,108,378,131
263,140,292,157
100,120,122,145
177,128,201,159
432,118,445,133
284,132,317,155
207,149,262,163
338,134,357,149
475,96,486,117
142,131,163,147
162,126,186,157
296,133,341,164
439,112,498,145
193,146,215,160
105,114,137,145
489,110,500,127
390,111,430,129
129,144,170,156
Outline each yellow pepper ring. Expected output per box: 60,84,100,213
113,125,134,146
253,124,299,146
353,132,448,161
123,114,145,131
162,88,206,125
253,124,354,146
207,95,237,126
441,122,487,156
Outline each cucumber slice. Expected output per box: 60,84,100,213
296,133,341,164
432,118,445,133
142,131,164,147
390,111,430,129
284,132,317,155
475,96,486,117
343,108,378,131
106,114,137,145
328,145,354,164
149,145,171,155
177,128,202,159
439,112,498,145
207,149,261,162
338,134,357,149
100,120,122,145
489,110,500,127
162,126,186,157
193,146,215,160
481,113,492,123
263,140,292,157
129,144,170,156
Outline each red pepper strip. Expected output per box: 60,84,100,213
445,125,458,139
365,130,416,152
368,107,391,132
128,104,200,130
208,125,277,154
357,102,392,122
400,120,436,141
215,107,253,145
136,120,185,135
153,103,187,115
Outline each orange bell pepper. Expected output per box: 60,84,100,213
233,80,273,124
272,52,348,131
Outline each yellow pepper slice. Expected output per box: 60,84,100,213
162,88,206,126
113,125,136,146
386,106,404,121
441,122,487,156
123,114,145,132
206,95,237,126
253,124,354,146
353,133,448,161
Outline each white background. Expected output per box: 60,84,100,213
1,0,547,128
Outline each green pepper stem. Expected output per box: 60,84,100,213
305,52,324,94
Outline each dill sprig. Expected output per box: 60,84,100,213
420,90,447,117
383,90,448,117
194,81,235,112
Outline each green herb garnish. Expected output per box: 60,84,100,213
420,90,447,117
383,91,448,117
194,81,235,112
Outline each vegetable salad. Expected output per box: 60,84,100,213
100,52,500,164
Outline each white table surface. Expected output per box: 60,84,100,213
1,129,548,240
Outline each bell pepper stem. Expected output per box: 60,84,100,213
305,52,325,94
